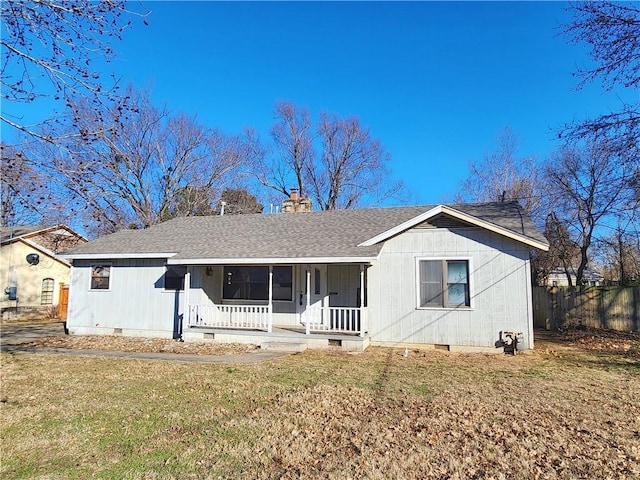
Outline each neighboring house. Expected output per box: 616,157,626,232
546,267,605,287
1,225,87,320
63,201,548,352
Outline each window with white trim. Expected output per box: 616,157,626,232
418,259,470,308
91,265,111,290
41,278,54,305
223,266,292,301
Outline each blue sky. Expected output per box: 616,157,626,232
4,1,635,206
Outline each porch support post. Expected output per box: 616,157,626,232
359,264,365,337
183,266,191,335
268,265,273,333
305,266,311,335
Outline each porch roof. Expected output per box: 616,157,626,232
63,201,548,262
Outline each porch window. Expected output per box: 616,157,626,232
90,265,111,290
165,265,187,291
223,266,292,301
418,259,470,308
41,278,54,305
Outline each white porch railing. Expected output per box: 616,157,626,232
304,307,366,336
188,304,365,337
188,304,271,332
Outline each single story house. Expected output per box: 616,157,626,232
63,201,548,352
1,225,87,320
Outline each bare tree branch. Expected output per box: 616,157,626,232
18,86,248,235
1,0,149,139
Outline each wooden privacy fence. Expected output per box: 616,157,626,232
533,286,639,332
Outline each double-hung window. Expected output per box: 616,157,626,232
418,259,471,308
91,265,111,290
41,278,54,305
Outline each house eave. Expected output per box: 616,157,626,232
1,224,87,245
20,238,72,267
167,256,378,265
64,253,177,260
359,204,550,251
3,238,73,267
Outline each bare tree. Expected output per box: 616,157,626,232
595,220,640,286
1,144,36,226
543,139,637,286
158,186,217,222
20,86,247,235
213,188,263,215
308,113,400,210
561,1,640,161
253,101,402,210
532,213,582,286
0,143,66,227
1,0,149,139
455,127,543,219
254,102,314,198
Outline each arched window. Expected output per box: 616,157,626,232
41,278,54,305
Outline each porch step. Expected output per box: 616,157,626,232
260,341,308,353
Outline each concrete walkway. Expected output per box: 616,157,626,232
0,321,288,364
1,321,66,346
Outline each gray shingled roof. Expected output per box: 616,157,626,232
1,225,52,243
64,202,547,262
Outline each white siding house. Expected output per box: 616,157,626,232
64,202,548,352
68,259,182,338
367,227,534,349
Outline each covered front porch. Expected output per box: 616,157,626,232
180,263,369,339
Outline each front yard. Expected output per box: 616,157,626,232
1,329,639,479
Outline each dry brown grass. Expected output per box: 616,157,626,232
1,329,639,479
27,334,258,355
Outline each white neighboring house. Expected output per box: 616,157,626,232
546,267,605,287
63,201,549,352
1,225,87,320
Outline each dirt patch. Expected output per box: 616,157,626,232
21,327,640,358
1,317,62,325
535,327,640,357
25,334,258,355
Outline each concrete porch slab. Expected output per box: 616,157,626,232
183,325,369,352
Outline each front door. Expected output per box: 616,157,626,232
58,284,69,320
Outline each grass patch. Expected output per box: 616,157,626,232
2,341,640,479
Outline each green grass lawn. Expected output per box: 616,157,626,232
1,337,639,479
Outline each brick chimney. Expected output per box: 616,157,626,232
282,188,312,213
